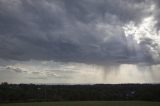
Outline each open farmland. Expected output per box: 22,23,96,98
1,101,160,106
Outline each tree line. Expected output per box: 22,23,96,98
0,82,160,103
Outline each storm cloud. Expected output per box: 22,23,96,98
0,0,160,65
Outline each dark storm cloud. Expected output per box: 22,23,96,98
139,38,158,63
0,0,159,64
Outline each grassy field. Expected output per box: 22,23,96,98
1,101,160,106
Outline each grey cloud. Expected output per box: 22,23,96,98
139,38,160,64
32,71,40,75
5,66,23,73
152,0,160,30
45,69,77,74
27,77,47,80
0,0,159,65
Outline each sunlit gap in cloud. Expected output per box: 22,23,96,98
123,3,160,60
123,16,160,44
120,6,160,84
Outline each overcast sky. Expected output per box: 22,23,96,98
0,0,160,84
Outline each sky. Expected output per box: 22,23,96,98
0,0,160,84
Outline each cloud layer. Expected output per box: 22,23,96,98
0,0,160,65
1,59,160,84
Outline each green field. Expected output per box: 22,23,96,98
1,101,160,106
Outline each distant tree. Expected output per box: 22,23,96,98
1,82,8,86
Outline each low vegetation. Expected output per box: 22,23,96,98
0,83,160,103
1,101,160,106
